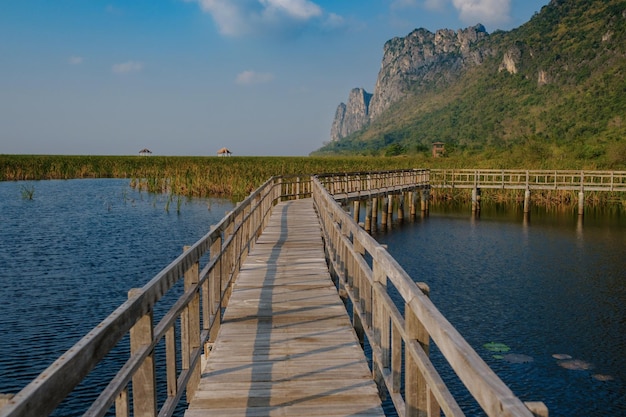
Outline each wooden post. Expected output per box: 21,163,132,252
128,288,157,417
472,187,481,213
371,197,378,230
353,200,360,224
578,191,585,216
0,394,14,408
387,195,394,228
365,199,372,232
115,389,129,417
421,188,429,213
409,191,417,218
397,193,405,223
405,283,437,417
209,233,222,343
183,246,201,400
372,259,388,394
524,189,531,213
381,196,389,229
525,401,549,417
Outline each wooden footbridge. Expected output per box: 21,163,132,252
3,169,624,417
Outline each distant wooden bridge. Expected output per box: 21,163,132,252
3,169,623,417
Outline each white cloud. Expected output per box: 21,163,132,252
235,70,274,85
112,61,143,74
423,0,445,11
68,56,84,65
260,0,322,20
184,0,341,37
451,0,511,26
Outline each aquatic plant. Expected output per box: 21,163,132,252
20,185,35,200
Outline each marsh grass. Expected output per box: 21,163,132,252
20,185,35,200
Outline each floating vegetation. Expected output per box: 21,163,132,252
557,359,594,371
483,342,511,353
552,353,573,360
592,374,614,382
502,353,534,364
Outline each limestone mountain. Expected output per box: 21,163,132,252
316,0,626,168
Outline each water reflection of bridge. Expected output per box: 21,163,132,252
5,170,623,417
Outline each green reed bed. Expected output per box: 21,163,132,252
1,155,424,199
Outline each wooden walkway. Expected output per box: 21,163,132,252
184,199,385,417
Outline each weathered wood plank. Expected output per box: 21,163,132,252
185,199,384,417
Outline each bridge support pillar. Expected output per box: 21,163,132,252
397,194,405,224
387,195,394,228
523,189,531,213
421,188,430,214
371,197,378,229
409,192,417,218
472,187,481,213
365,199,373,232
353,200,360,224
381,196,389,229
578,191,585,216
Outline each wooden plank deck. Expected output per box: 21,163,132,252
185,199,385,417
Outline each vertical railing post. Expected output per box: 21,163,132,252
182,246,201,400
405,283,435,417
115,389,129,417
128,288,157,417
372,255,389,393
209,232,222,343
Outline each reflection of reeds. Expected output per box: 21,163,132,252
430,188,619,208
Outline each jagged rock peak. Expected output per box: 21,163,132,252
330,24,492,142
330,88,372,142
369,24,490,120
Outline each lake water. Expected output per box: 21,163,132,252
0,180,624,416
372,203,626,416
0,179,234,416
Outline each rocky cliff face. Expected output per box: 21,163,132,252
330,88,372,142
331,24,491,141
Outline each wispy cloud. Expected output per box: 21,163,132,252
235,70,274,85
68,56,84,65
112,61,143,74
105,4,124,15
391,0,510,26
452,0,511,26
184,0,344,37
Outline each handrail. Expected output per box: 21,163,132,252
430,169,626,191
0,168,562,417
312,172,544,417
0,175,311,417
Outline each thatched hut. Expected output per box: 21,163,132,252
217,147,232,157
139,148,153,156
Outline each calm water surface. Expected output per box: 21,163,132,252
0,179,234,416
1,180,624,416
373,203,626,417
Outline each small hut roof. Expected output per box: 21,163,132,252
217,147,231,154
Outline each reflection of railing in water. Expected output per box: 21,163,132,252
0,170,554,417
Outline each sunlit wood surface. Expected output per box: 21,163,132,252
185,199,384,417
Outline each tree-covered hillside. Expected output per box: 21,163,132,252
314,0,626,169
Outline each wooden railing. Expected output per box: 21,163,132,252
312,173,547,417
1,169,554,417
0,175,310,417
317,169,429,199
431,169,626,192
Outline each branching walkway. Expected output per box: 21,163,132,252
185,199,385,417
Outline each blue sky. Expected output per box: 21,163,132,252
0,0,550,156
